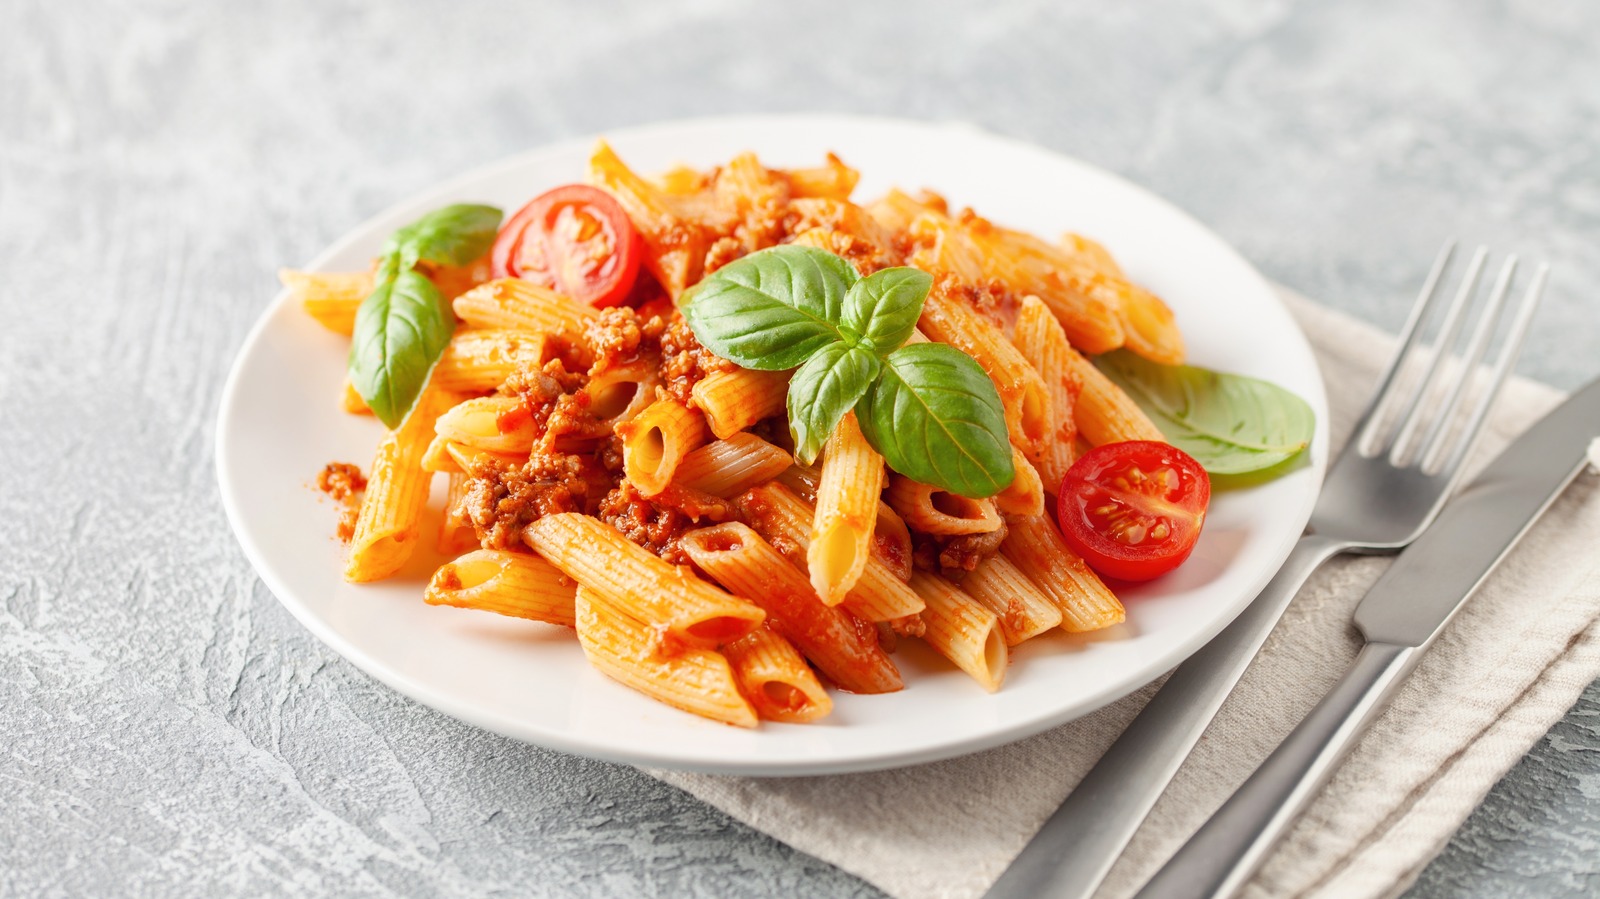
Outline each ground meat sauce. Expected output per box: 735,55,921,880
315,462,367,542
912,520,1010,578
462,452,600,551
598,481,735,565
659,312,735,405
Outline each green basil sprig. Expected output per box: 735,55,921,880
1096,349,1315,474
685,246,1014,497
348,203,502,428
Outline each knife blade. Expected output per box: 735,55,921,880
1134,375,1600,899
1354,375,1600,648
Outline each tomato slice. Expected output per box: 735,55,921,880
491,184,643,307
1056,441,1210,582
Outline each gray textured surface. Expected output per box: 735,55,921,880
2,0,1597,896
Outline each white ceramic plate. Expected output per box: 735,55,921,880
217,115,1329,775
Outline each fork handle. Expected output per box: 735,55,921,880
1133,640,1416,899
982,534,1348,899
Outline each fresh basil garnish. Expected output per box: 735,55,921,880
684,246,1014,495
682,246,855,370
383,203,504,269
349,269,456,428
787,343,882,465
348,203,503,428
842,266,932,354
1096,349,1314,474
858,343,1015,498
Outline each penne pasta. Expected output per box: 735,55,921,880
425,549,576,626
430,329,551,394
966,222,1127,355
780,464,912,580
673,432,794,498
341,378,372,415
434,395,538,454
1001,514,1125,633
723,625,833,723
679,523,901,694
994,447,1046,517
809,413,883,605
914,281,1052,457
783,153,860,201
421,434,462,473
1059,232,1125,278
736,483,924,621
345,387,458,582
618,397,707,497
1063,345,1165,446
575,587,757,728
907,571,1008,691
690,368,789,439
960,554,1063,645
437,471,478,553
281,269,373,336
587,140,708,298
885,475,1003,536
581,359,661,430
452,277,600,336
524,513,764,647
1014,294,1082,493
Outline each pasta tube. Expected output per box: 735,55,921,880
993,447,1046,517
681,523,902,694
690,369,789,439
575,588,757,728
1014,294,1083,493
618,398,707,497
736,484,924,621
960,555,1063,645
425,549,576,626
434,395,538,454
809,413,884,605
907,571,1008,692
673,433,794,499
723,626,833,723
885,475,1002,536
430,329,551,394
523,513,764,647
1000,514,1125,633
451,278,600,336
345,387,458,582
281,269,373,336
915,283,1051,456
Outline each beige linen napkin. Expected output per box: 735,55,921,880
655,291,1600,899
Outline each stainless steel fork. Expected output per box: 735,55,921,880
984,243,1547,899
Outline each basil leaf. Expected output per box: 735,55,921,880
682,245,858,370
841,266,932,354
348,269,456,429
857,343,1014,498
786,343,882,465
1096,349,1315,474
384,203,503,269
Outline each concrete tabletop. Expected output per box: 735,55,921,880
4,0,1596,895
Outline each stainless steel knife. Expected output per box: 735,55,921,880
1134,374,1600,899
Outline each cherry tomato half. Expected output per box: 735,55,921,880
491,184,643,307
1056,441,1210,582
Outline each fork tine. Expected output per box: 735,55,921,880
1353,241,1456,452
1433,262,1549,478
1416,256,1518,471
1382,246,1489,461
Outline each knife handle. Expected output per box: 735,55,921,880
1133,640,1416,899
982,534,1348,899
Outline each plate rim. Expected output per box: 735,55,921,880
216,112,1328,775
